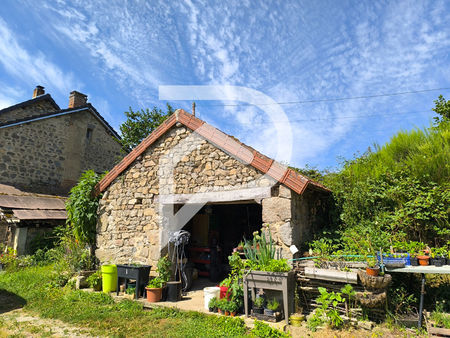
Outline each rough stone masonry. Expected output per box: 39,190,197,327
96,124,328,267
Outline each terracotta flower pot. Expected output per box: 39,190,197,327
145,287,162,302
230,311,236,317
366,267,380,276
417,256,430,266
225,311,230,316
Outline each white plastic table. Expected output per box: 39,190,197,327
385,265,450,328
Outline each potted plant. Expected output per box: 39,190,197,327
224,301,231,316
242,229,295,325
430,248,446,267
289,313,304,327
125,286,136,299
145,277,164,302
86,270,102,291
365,256,379,276
217,298,227,315
264,298,279,316
229,301,239,317
208,297,218,313
156,255,179,301
409,249,419,266
417,249,430,266
236,241,244,252
252,296,265,314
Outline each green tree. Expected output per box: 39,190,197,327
119,104,174,149
432,95,450,126
66,170,105,248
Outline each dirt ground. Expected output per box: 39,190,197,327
0,290,94,337
288,324,423,338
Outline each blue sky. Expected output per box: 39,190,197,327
0,1,449,170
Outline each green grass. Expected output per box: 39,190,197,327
431,311,450,329
0,266,255,337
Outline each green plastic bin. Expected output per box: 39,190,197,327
101,264,117,293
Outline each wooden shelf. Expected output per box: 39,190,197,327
188,247,211,253
192,259,210,264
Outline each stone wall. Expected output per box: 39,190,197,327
97,123,330,266
0,109,123,195
262,185,330,259
96,125,274,266
0,116,68,193
0,99,57,124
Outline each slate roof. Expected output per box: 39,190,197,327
0,184,67,221
96,109,330,195
0,103,121,140
0,94,60,116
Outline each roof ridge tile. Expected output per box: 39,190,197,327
95,109,330,195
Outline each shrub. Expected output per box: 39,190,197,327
251,320,290,337
86,270,102,290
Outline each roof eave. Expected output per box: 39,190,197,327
95,109,331,196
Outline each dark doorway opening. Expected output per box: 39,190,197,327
181,201,262,283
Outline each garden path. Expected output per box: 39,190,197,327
0,290,95,337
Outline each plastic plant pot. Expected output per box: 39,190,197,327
252,307,264,314
264,308,275,316
417,256,430,266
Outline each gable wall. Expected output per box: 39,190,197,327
0,100,58,124
0,111,122,195
96,125,275,266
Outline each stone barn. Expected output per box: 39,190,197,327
95,109,330,275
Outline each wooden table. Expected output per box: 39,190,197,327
243,270,295,325
385,265,450,328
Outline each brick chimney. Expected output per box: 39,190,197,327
68,91,88,108
32,85,45,98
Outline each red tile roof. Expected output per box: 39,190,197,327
96,109,330,195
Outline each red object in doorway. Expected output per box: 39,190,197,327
219,286,229,299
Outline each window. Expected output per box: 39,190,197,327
86,127,93,141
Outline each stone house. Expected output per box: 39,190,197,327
0,86,123,195
96,109,331,274
0,86,124,253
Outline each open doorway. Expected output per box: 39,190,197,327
180,201,262,284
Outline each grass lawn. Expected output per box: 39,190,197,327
0,266,266,337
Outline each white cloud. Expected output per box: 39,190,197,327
6,0,448,168
0,18,79,95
